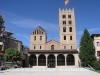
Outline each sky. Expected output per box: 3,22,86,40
0,0,100,48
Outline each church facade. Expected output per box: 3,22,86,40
28,8,79,68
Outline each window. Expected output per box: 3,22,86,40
34,36,36,40
68,15,71,19
64,46,66,49
63,27,66,32
97,51,100,56
63,21,66,25
69,27,72,32
34,46,36,49
42,32,43,34
62,15,66,18
97,42,100,46
40,46,41,49
69,20,72,24
51,45,54,50
64,36,66,40
70,36,72,40
40,36,42,40
33,32,34,34
71,46,72,49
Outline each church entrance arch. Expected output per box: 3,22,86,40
57,54,65,66
67,54,75,66
48,54,55,68
38,54,46,66
29,54,37,66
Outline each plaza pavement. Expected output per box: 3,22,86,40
0,68,100,75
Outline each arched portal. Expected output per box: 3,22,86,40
48,54,55,68
57,54,65,66
67,54,75,65
38,54,46,66
29,54,37,66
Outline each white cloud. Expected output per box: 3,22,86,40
10,19,58,31
16,33,29,40
77,28,100,35
1,10,58,32
88,28,100,32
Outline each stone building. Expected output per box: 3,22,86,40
5,36,23,52
0,15,23,67
0,15,23,52
29,8,78,68
91,34,100,59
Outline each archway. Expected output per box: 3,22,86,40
38,54,46,66
67,54,75,65
48,54,55,68
29,54,37,66
57,54,65,66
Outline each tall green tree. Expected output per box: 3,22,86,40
4,48,23,61
79,28,96,66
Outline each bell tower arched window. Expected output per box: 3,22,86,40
63,27,66,32
64,36,66,40
69,27,72,32
34,36,36,40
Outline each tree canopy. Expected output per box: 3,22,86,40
79,28,96,66
4,48,23,61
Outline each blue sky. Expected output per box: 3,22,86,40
0,0,100,48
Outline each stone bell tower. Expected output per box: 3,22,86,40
59,8,76,50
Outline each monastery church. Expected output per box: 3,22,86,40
28,8,78,68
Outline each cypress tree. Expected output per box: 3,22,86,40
79,28,96,66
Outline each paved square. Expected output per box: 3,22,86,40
0,68,100,75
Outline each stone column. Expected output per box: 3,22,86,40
54,54,58,68
45,54,48,67
73,54,79,67
36,54,39,66
64,54,67,67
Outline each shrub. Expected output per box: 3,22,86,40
93,60,100,70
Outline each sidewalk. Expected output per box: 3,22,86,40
0,68,100,75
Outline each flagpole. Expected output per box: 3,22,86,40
65,0,69,9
